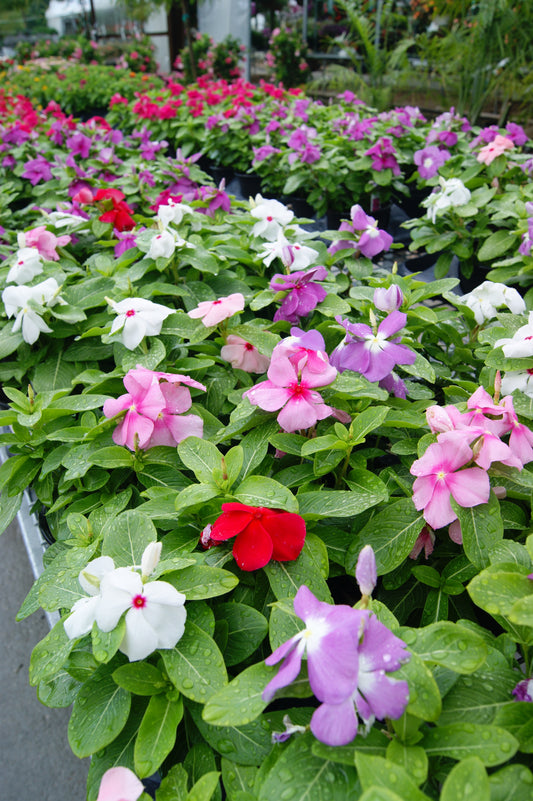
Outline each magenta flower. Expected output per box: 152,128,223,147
270,266,328,323
413,145,450,179
411,439,491,529
66,132,92,158
220,335,270,373
188,293,245,327
331,311,416,383
103,367,205,451
244,351,336,433
19,226,70,261
22,156,53,185
364,137,401,175
310,614,409,746
262,586,364,705
329,205,393,258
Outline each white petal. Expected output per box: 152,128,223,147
79,555,116,596
122,317,146,350
64,595,100,639
120,608,159,661
97,568,141,631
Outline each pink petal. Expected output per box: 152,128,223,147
446,467,490,508
96,767,144,801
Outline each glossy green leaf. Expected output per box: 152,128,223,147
233,475,299,513
203,662,275,727
165,565,238,600
101,509,157,567
112,662,168,696
453,493,503,568
178,438,222,484
440,757,489,801
355,753,431,801
161,620,227,702
68,666,131,758
29,617,77,686
134,694,184,777
422,722,518,765
214,603,268,666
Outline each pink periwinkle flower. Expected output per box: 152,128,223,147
188,292,245,327
364,137,401,175
18,225,70,261
477,135,514,165
329,204,393,259
270,266,328,323
244,346,336,433
411,439,490,530
310,613,410,745
409,526,435,560
272,328,337,384
331,311,416,383
220,335,270,373
96,767,144,801
103,366,205,451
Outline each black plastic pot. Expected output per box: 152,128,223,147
234,171,263,198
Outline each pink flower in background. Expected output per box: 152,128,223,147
270,266,328,323
188,292,245,327
329,204,393,258
221,335,270,373
22,155,53,185
411,439,490,529
365,137,401,175
413,145,450,179
18,225,70,261
477,134,514,165
96,767,144,801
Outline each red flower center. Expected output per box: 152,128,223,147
213,300,222,305
125,309,136,317
132,594,146,608
245,342,254,351
267,215,273,221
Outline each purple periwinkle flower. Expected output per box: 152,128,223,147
114,231,138,258
22,156,53,186
262,586,365,705
506,122,528,146
373,285,404,313
270,265,328,323
331,311,416,383
355,545,377,597
413,145,450,179
66,133,92,159
365,138,401,176
253,145,281,163
310,614,410,745
512,678,533,702
379,371,407,399
329,205,393,259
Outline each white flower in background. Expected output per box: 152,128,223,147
495,311,533,358
43,210,89,230
107,297,174,350
64,556,116,639
424,177,471,224
501,370,533,398
157,199,193,229
146,228,190,260
250,195,294,240
2,278,63,344
461,281,526,324
259,232,318,271
141,541,162,578
6,247,43,284
96,567,186,661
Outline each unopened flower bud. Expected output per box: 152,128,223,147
355,545,377,597
141,541,162,578
373,285,404,313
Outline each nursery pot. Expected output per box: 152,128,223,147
234,171,263,199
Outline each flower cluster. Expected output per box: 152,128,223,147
64,543,187,662
103,366,205,451
328,204,393,259
262,583,410,746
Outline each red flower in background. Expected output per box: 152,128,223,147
93,188,135,231
209,503,306,571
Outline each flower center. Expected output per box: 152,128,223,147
436,470,447,480
132,594,146,608
244,342,254,351
125,309,136,317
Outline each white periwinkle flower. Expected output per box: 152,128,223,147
141,541,162,579
2,277,62,344
146,228,190,260
6,247,43,284
424,177,471,224
64,556,116,639
107,297,174,350
461,281,526,324
495,311,533,358
250,195,294,240
96,567,186,661
157,199,193,229
259,232,318,271
501,371,533,398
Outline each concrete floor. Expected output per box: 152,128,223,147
1,520,89,801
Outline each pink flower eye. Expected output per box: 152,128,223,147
126,309,136,317
244,342,254,351
132,594,146,609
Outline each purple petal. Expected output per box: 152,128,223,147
262,639,305,702
310,699,358,746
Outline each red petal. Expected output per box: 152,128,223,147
221,502,257,514
264,512,306,561
232,521,273,571
210,509,253,541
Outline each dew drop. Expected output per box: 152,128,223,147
181,678,194,689
280,789,295,800
217,738,236,754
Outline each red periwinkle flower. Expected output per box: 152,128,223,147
209,503,306,571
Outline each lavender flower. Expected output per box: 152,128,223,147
329,205,393,259
512,678,533,702
270,266,328,323
22,156,53,186
355,545,377,597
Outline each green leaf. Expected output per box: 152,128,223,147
101,509,157,567
478,230,515,261
92,618,126,663
221,758,257,800
385,741,428,786
421,723,518,765
49,394,111,411
440,757,489,801
489,764,533,801
68,665,131,758
89,446,135,468
178,438,222,484
346,499,424,576
161,620,227,702
298,477,387,520
166,565,239,600
355,753,431,801
407,621,487,674
258,732,358,801
37,669,80,708
187,771,221,801
203,662,274,727
264,539,332,602
394,652,441,722
134,694,184,777
311,728,389,764
510,594,533,626
29,618,77,686
233,475,299,513
156,764,189,801
453,493,503,569
189,703,272,766
468,569,533,617
175,483,221,512
0,490,22,535
86,704,144,801
112,662,168,696
350,406,390,442
214,603,268,666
